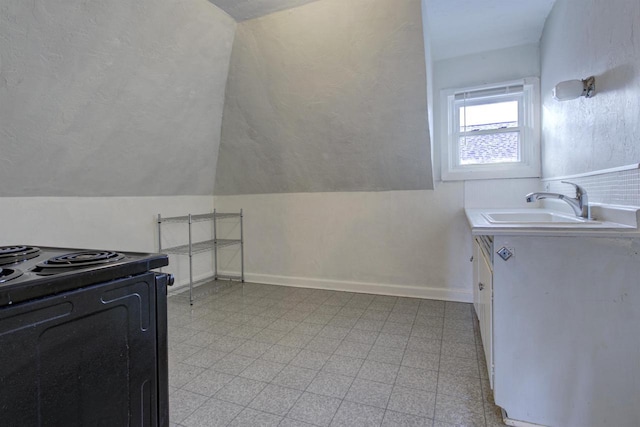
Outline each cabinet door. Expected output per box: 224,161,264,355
478,246,493,389
492,235,640,427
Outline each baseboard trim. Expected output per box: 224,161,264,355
219,271,472,303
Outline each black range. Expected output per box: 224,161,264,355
0,245,168,306
0,245,171,427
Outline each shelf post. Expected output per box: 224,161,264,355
188,214,193,305
240,209,244,283
157,214,162,252
213,209,218,281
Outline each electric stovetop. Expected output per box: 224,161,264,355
0,245,168,307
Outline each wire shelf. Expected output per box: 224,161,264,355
159,212,241,223
162,239,215,255
157,209,244,305
215,213,242,219
215,274,243,281
159,213,215,223
216,239,242,248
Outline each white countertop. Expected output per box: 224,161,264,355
465,206,640,237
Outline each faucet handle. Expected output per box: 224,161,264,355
561,181,587,197
562,181,590,218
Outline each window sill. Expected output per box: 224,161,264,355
441,165,540,181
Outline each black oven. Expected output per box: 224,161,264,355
0,246,171,427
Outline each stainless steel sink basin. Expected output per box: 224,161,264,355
482,212,598,224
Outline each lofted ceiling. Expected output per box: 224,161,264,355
1,0,237,197
210,0,556,59
425,0,556,60
214,0,434,195
209,0,558,196
208,0,321,21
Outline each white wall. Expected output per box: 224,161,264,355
0,196,215,289
211,44,542,302
215,189,472,300
214,182,538,302
540,0,640,178
0,0,236,197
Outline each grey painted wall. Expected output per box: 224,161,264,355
215,0,434,195
540,0,640,178
421,0,435,170
1,0,235,197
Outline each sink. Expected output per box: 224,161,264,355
466,207,638,235
482,212,598,224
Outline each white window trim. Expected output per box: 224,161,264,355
440,78,541,181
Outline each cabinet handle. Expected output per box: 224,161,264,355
470,256,474,262
478,282,484,291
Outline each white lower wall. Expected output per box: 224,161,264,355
214,179,539,303
0,196,215,289
0,181,542,301
464,178,542,209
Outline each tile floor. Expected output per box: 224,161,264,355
167,282,507,427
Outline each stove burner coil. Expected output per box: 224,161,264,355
0,267,24,283
0,246,41,266
31,250,126,276
41,251,126,268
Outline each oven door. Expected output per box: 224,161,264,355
0,271,169,427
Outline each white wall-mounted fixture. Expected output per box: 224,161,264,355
552,76,596,101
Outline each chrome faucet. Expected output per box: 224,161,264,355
525,181,590,218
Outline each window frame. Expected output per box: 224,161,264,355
440,78,540,181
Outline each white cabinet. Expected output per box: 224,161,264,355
488,235,640,427
477,240,493,389
472,236,494,389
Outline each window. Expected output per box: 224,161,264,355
440,78,540,181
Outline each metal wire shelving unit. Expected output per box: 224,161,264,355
157,209,244,304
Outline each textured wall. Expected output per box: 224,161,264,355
421,0,435,164
0,0,235,197
215,0,434,195
540,0,640,178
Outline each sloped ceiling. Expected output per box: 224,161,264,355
0,0,235,197
1,0,556,198
214,0,434,195
210,0,557,60
426,0,556,60
208,0,321,21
